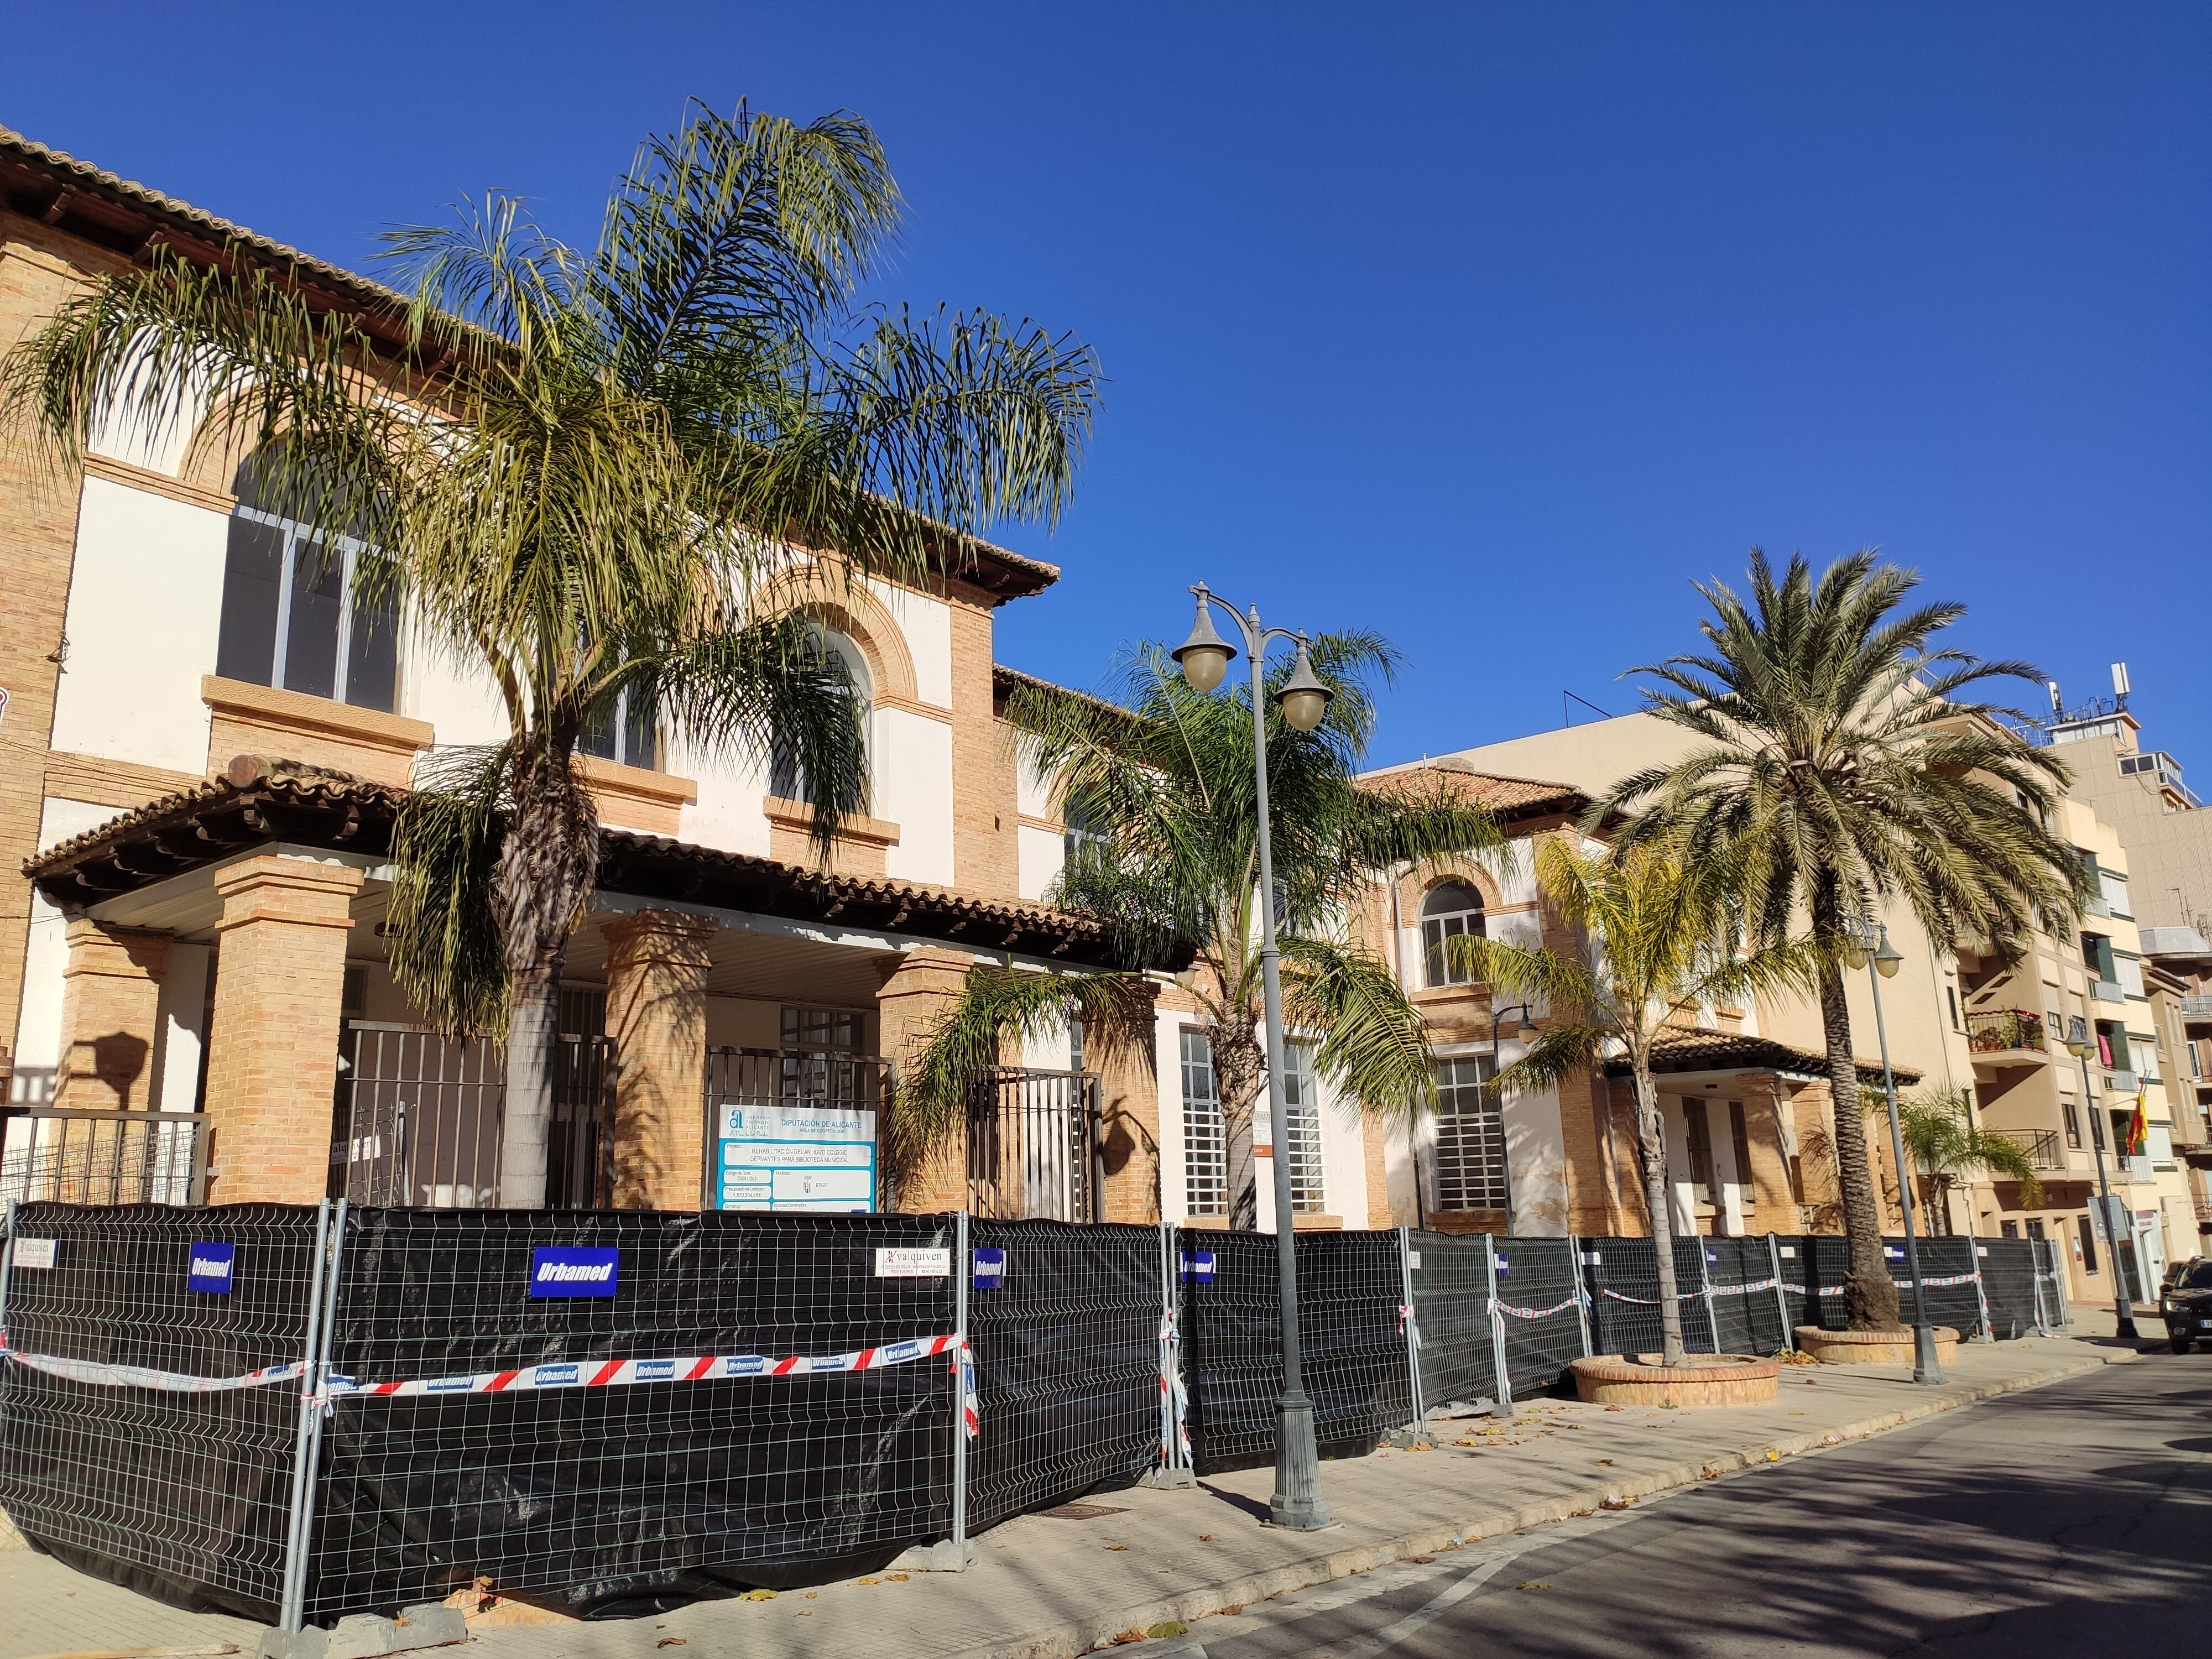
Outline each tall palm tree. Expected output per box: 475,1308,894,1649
902,637,1505,1217
1448,842,1818,1365
1887,1085,2043,1234
1598,551,2083,1327
1,102,1099,1205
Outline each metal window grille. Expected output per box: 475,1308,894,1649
1280,1042,1326,1213
966,1069,1099,1223
1,1108,205,1206
333,1027,613,1210
1180,1030,1228,1217
1430,1055,1505,1212
780,1005,864,1053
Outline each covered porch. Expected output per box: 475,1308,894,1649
12,760,1167,1223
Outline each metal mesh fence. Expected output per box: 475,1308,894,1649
1407,1232,1499,1414
1893,1237,1983,1335
1176,1230,1407,1473
1702,1236,1790,1355
1584,1237,1719,1356
0,1202,322,1621
1978,1237,2041,1338
1492,1236,1585,1395
307,1207,960,1619
964,1219,1157,1531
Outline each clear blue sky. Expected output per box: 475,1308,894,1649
7,4,2206,770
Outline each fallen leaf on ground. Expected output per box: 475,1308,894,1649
886,1573,910,1582
1410,1556,1434,1564
1198,1534,1213,1542
1516,1580,1552,1591
1216,1605,1243,1616
739,1588,777,1601
804,1592,818,1599
657,1640,686,1648
1593,1458,1613,1466
1146,1622,1189,1639
1105,1544,1130,1551
858,1577,880,1586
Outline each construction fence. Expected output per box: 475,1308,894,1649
0,1203,2069,1628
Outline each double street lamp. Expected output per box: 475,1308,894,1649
1173,583,1333,1532
2062,1015,2139,1339
1843,918,1943,1384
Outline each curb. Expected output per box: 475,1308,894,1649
942,1345,2133,1659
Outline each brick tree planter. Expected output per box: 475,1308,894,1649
1794,1326,1961,1366
1568,1353,1781,1408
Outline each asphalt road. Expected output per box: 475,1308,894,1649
1155,1352,2210,1658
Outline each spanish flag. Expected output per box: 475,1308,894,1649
2126,1092,2148,1159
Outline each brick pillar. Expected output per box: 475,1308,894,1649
204,855,365,1204
1738,1074,1799,1226
877,947,975,1213
602,910,717,1212
1091,982,1161,1224
55,919,171,1112
1792,1079,1845,1233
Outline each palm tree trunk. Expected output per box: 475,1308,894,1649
1815,959,1901,1329
1632,1063,1687,1366
495,739,599,1209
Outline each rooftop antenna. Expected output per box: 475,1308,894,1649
2047,680,2062,718
2110,662,2131,709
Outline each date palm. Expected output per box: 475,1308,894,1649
1887,1085,2043,1234
904,637,1505,1217
1447,841,1818,1365
1,101,1098,1205
1597,551,2083,1326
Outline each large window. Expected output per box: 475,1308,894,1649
771,624,870,804
216,451,397,711
1280,1041,1326,1213
1683,1099,1716,1204
1430,1053,1506,1211
1420,881,1486,988
578,687,659,771
1181,1029,1228,1217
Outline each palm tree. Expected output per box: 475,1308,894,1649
1447,842,1817,1365
1885,1085,2043,1234
1598,551,2083,1327
1,102,1099,1205
902,637,1504,1215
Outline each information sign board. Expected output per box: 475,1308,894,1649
715,1103,877,1213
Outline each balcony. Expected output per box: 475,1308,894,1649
1966,1009,2047,1060
2091,979,2126,1005
2182,995,2212,1021
1997,1128,2066,1172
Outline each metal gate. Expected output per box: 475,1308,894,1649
966,1067,1102,1222
332,1025,612,1208
0,1105,206,1206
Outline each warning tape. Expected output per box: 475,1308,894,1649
1494,1296,1579,1321
1,1329,973,1432
1711,1278,1779,1297
1158,1310,1192,1467
1599,1287,1697,1306
1813,1273,1981,1296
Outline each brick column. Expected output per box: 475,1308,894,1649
204,855,365,1204
877,947,976,1213
55,919,171,1112
1091,982,1161,1224
603,909,717,1211
1738,1073,1799,1225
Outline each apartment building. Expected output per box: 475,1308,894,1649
0,128,1222,1226
2040,676,2212,935
2142,928,2212,1256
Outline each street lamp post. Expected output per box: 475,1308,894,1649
1173,582,1334,1532
1489,1001,1538,1237
2064,1016,2140,1339
1844,918,1943,1384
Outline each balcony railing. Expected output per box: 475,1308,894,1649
1967,1009,2046,1055
1,1107,206,1205
1998,1128,2066,1172
2181,995,2212,1021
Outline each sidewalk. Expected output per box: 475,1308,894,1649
0,1331,2152,1659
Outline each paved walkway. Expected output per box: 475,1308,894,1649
0,1331,2147,1659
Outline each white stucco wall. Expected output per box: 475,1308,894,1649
86,369,208,476
151,942,211,1113
866,578,952,709
11,799,123,1103
49,478,226,774
1018,824,1064,902
1154,1009,1191,1225
879,708,954,886
400,643,509,750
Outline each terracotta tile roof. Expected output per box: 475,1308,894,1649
23,759,1173,972
1607,1026,1919,1089
1363,759,1588,824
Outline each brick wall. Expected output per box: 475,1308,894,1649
54,919,169,1110
603,909,716,1211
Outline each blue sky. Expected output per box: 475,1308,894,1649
7,4,2206,770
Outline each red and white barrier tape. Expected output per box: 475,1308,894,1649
1494,1296,1579,1321
1600,1277,1777,1306
2,1329,973,1432
1157,1310,1192,1467
1813,1272,1980,1296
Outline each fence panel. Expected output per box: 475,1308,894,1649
1978,1237,2039,1338
965,1220,1158,1531
306,1208,959,1620
0,1202,323,1623
1894,1237,1982,1334
1407,1231,1498,1413
1492,1236,1583,1395
1584,1237,1718,1355
1703,1237,1784,1354
1177,1230,1407,1473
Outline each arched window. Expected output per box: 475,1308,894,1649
215,447,398,711
770,624,872,804
1421,880,1486,988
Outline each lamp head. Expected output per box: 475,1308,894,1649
1843,939,1872,972
1275,634,1334,733
2064,1014,2093,1058
1874,932,1903,979
1171,588,1237,693
1515,1015,1540,1044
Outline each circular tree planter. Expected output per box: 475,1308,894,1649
1568,1353,1780,1408
1793,1326,1960,1366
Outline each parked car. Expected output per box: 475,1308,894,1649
2163,1259,2212,1354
